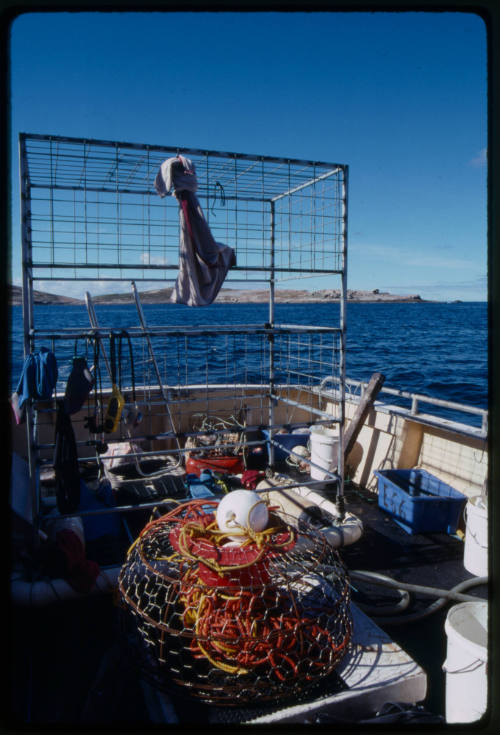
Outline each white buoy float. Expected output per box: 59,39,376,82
216,489,269,543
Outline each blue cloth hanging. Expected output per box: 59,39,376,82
15,347,58,410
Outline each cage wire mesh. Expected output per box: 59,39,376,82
118,499,352,706
28,323,342,482
21,134,346,284
21,133,346,451
32,326,340,405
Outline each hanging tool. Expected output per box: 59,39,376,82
83,331,108,452
131,280,182,469
84,294,124,434
85,289,182,476
102,333,125,433
116,329,142,428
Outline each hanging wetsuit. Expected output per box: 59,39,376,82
54,399,81,514
154,155,236,307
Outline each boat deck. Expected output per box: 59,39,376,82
336,483,487,718
8,479,487,726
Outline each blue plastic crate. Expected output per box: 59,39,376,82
262,429,310,462
373,469,467,535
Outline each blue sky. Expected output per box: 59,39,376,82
9,10,487,301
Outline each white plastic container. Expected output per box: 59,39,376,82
443,601,488,723
309,425,339,481
464,495,488,577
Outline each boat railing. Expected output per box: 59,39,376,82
318,376,487,439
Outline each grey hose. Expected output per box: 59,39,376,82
350,570,487,625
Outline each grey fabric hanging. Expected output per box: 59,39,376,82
155,155,236,307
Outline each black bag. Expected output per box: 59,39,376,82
54,400,81,514
64,356,94,415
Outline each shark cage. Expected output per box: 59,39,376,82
14,133,351,707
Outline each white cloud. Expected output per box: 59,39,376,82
31,277,175,301
140,253,170,266
350,242,480,271
382,275,486,291
379,275,487,301
469,148,487,168
32,279,120,301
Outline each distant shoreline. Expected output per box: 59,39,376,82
8,284,433,306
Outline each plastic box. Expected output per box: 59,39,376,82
262,429,310,462
373,469,467,535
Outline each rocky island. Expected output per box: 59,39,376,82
8,285,81,305
9,284,424,306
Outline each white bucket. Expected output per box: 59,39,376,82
464,496,488,577
310,425,339,481
443,601,488,723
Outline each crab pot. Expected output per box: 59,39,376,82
118,500,352,706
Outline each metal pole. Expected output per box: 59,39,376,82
131,281,182,466
271,166,343,202
336,165,349,519
268,200,275,468
19,134,41,546
85,292,113,377
20,135,33,359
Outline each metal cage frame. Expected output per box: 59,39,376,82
18,132,349,538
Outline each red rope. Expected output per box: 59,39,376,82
149,499,352,683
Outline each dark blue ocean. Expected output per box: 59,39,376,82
9,301,488,429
